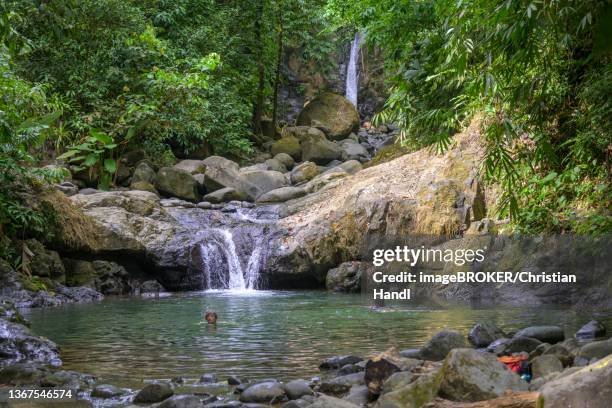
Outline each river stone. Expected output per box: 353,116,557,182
274,153,295,170
375,369,442,408
514,326,564,344
296,93,359,140
574,338,612,364
91,384,123,398
575,320,606,340
304,170,348,193
504,336,543,353
337,160,362,175
467,322,506,348
439,348,528,402
283,126,326,142
134,382,174,403
132,162,156,184
202,156,240,172
157,395,202,408
264,158,287,173
156,167,199,201
308,395,359,408
284,379,314,400
0,318,62,367
301,137,342,165
399,349,421,359
240,170,288,196
420,330,468,361
200,374,217,383
318,372,364,396
290,162,319,184
203,166,260,201
542,343,573,367
381,371,416,395
326,261,369,293
320,355,363,370
537,354,612,408
338,139,370,162
131,180,158,194
532,355,563,379
174,160,206,175
239,381,286,403
257,187,306,203
271,136,302,160
203,187,246,204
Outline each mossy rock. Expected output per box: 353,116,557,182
364,144,412,168
271,136,302,160
296,93,359,140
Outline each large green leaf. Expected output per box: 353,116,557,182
90,129,113,145
83,153,99,167
103,158,117,174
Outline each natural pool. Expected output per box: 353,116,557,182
23,290,612,388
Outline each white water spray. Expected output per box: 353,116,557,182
346,32,362,107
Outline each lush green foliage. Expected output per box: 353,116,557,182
327,0,611,233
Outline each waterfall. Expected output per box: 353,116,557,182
345,32,362,107
198,228,263,291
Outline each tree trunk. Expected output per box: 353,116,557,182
252,0,265,135
272,0,283,130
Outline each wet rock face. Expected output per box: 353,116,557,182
0,311,62,368
326,261,371,293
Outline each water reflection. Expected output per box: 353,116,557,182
23,290,612,388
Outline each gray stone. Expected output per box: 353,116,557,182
301,138,342,165
399,349,421,359
202,156,240,172
203,187,246,204
290,162,319,184
319,355,363,370
308,395,359,408
532,355,563,379
542,343,573,367
420,330,468,361
158,395,202,408
343,385,369,406
200,374,217,383
575,338,612,363
326,262,370,293
55,182,79,196
337,160,362,174
264,158,287,173
375,369,441,408
338,139,370,162
296,93,359,140
239,381,286,403
173,160,206,175
467,322,506,347
575,320,606,340
133,382,174,403
257,187,307,203
504,336,543,353
240,170,288,196
271,137,302,161
439,348,528,402
514,326,564,344
132,162,157,184
304,170,348,193
273,153,295,170
204,166,260,201
318,372,364,396
537,354,612,408
156,167,199,201
284,379,313,400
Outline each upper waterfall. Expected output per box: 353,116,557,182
345,32,362,107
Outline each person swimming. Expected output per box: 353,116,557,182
204,311,218,324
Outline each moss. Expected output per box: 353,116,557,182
364,143,413,168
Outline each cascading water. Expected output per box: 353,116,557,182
345,32,362,107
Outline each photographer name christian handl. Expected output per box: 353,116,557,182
369,246,577,301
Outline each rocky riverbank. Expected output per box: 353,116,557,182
1,300,610,408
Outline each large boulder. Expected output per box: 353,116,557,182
271,136,302,160
284,379,314,400
240,170,288,196
514,326,564,344
257,187,307,203
438,349,528,402
467,322,506,348
283,126,327,142
264,158,288,173
290,162,319,184
574,338,612,364
156,167,199,201
326,261,370,293
296,93,359,140
202,155,240,172
25,239,65,283
274,153,295,170
301,137,342,165
131,162,157,185
503,336,543,354
375,369,442,408
420,330,468,361
537,354,612,408
239,381,286,403
0,318,62,367
173,160,206,175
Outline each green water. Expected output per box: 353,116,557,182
23,290,612,388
